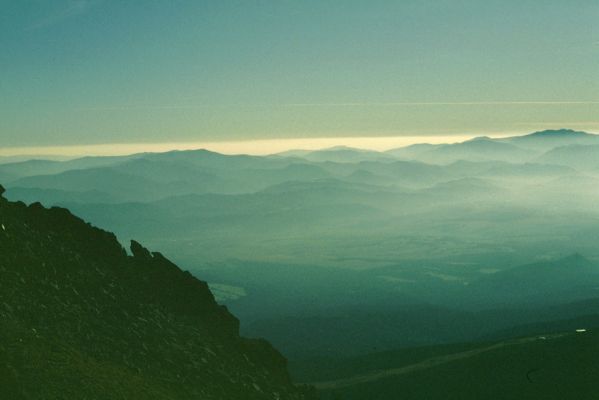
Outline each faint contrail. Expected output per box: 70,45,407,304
281,101,599,107
76,100,599,112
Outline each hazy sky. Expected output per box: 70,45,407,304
2,0,598,149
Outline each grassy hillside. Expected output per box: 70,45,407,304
309,330,599,400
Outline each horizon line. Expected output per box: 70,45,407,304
0,134,487,158
1,128,597,158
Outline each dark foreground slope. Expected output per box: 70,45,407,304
309,330,598,400
0,185,315,400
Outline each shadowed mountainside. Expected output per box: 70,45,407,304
0,185,315,399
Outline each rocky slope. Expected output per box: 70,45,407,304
0,184,315,399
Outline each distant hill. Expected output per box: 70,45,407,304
386,137,534,164
384,143,441,159
0,185,314,399
537,144,599,170
275,146,396,163
416,137,533,164
462,254,599,308
0,154,73,165
501,129,599,151
0,154,143,183
383,129,599,165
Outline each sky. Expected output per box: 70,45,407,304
1,0,598,154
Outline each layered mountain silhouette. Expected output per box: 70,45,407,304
2,128,599,400
0,185,315,399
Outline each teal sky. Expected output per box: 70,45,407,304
1,0,598,148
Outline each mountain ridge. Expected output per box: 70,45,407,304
0,184,315,399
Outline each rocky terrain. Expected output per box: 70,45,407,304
0,184,315,399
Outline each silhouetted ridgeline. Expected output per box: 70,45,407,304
0,184,315,399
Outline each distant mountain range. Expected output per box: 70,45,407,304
2,129,599,399
2,129,599,387
273,129,599,165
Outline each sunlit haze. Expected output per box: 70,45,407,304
0,134,490,157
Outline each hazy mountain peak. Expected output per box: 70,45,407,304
497,128,598,154
527,129,590,138
319,145,367,152
465,136,493,142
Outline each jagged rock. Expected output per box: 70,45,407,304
130,239,152,260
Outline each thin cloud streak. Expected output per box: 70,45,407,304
282,101,599,107
77,100,599,112
517,122,599,127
